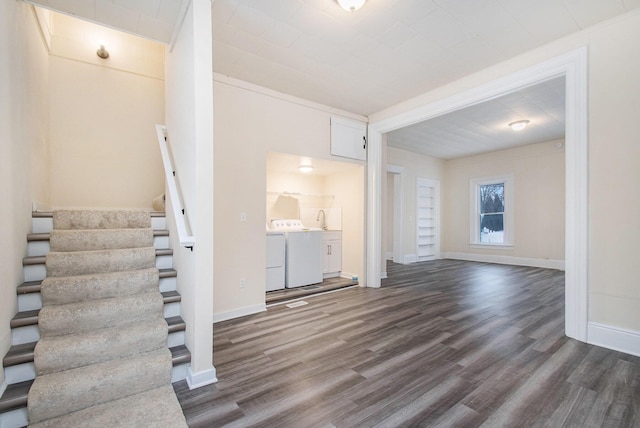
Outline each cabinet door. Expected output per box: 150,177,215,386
331,116,367,161
323,239,342,274
329,240,342,272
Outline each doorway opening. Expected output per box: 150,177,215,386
367,48,588,342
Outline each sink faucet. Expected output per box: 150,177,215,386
316,209,327,230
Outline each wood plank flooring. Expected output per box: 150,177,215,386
174,259,640,427
265,277,358,304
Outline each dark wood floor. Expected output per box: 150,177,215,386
174,259,640,427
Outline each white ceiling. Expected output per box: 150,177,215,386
211,0,640,116
22,0,191,43
24,0,640,158
387,76,566,159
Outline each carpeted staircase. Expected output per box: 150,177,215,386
23,210,187,427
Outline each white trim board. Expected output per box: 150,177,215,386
367,47,588,342
186,366,217,390
442,252,565,271
212,304,266,324
588,323,640,357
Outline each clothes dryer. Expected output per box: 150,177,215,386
269,219,323,288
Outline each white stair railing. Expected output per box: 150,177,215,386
156,124,195,249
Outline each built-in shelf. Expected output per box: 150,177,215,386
416,178,440,261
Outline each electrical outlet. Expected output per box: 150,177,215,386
240,278,246,288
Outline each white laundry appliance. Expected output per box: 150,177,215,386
266,231,285,291
269,219,323,288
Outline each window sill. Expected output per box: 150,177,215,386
470,243,514,250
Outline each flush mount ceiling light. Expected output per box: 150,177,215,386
299,165,313,173
337,0,366,12
508,120,530,131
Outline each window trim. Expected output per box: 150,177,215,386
470,174,514,248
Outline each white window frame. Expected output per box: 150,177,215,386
470,174,514,248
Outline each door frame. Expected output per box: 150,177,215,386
366,48,588,342
384,164,405,268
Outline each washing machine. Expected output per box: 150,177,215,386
269,219,323,288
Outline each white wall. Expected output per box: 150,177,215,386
48,13,165,209
587,12,640,332
385,146,446,261
266,171,326,222
213,76,366,319
370,10,640,336
325,167,365,279
443,140,565,266
0,2,50,389
165,0,215,388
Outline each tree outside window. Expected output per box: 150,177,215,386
470,174,513,247
479,183,504,243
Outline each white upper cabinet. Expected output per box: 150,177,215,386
330,116,367,161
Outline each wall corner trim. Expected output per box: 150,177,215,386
588,322,640,357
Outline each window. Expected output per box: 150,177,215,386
470,175,513,247
479,183,504,243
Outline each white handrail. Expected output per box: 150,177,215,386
155,124,195,249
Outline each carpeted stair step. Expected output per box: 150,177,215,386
18,268,176,295
38,292,164,337
45,247,156,277
52,210,151,230
34,316,168,375
31,211,167,234
10,310,185,334
22,251,174,284
40,268,160,306
29,384,187,428
27,229,170,257
28,347,172,424
2,344,190,394
17,269,178,313
49,228,154,252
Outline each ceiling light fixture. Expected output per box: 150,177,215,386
337,0,366,12
508,120,529,131
299,165,313,173
96,42,109,59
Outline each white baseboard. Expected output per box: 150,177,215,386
403,253,417,264
442,252,565,270
186,366,218,390
588,322,640,357
212,304,266,324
